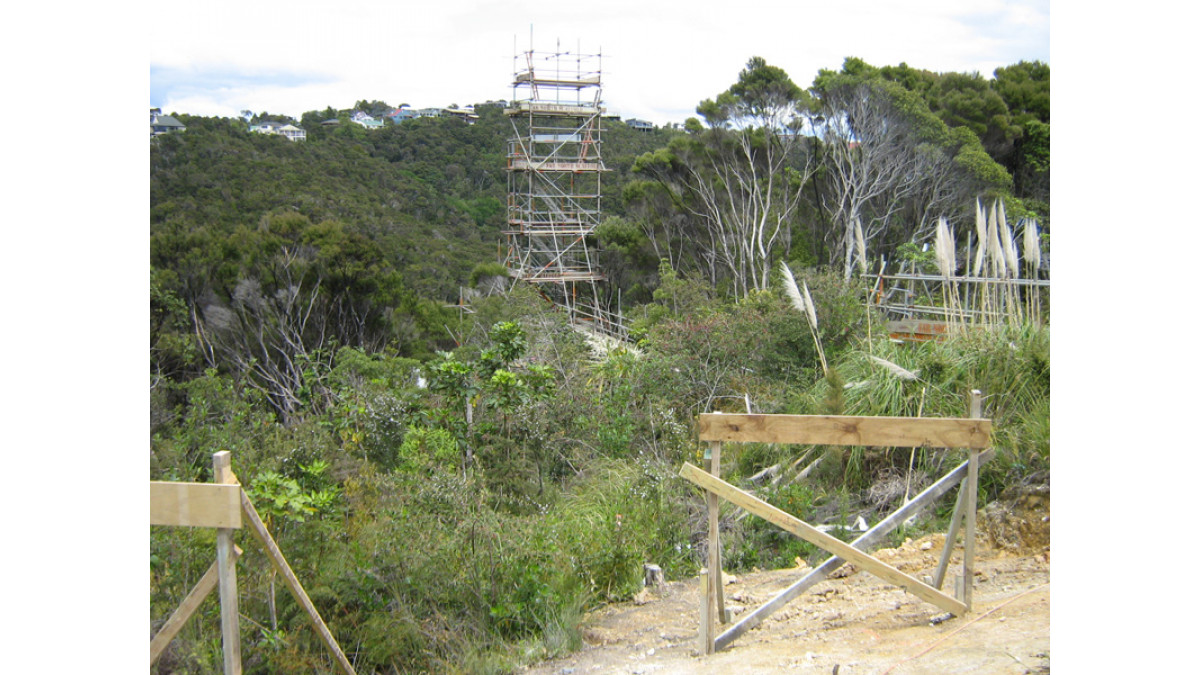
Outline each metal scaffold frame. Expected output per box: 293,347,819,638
504,40,625,338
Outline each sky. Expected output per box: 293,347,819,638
150,0,1050,126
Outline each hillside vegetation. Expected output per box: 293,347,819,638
150,57,1049,674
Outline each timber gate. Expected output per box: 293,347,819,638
681,391,991,654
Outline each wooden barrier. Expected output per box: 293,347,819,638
684,391,991,654
150,452,357,674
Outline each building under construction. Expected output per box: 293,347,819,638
504,43,625,338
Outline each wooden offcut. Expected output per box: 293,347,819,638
150,482,242,529
696,413,991,448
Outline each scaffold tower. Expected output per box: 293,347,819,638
505,42,624,337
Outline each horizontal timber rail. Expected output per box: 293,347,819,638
696,413,991,448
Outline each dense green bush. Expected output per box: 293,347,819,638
152,88,1047,672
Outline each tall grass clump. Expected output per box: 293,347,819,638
789,323,1049,494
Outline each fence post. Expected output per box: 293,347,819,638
961,390,983,610
213,451,242,674
706,440,726,624
698,570,712,655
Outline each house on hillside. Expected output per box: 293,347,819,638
250,120,307,141
625,118,653,132
385,106,417,123
250,121,283,134
150,108,186,137
389,106,479,125
443,107,479,125
276,124,307,141
352,111,384,129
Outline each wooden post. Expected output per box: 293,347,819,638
706,440,726,624
698,570,712,655
213,451,242,675
961,390,983,610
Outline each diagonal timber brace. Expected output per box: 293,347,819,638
681,463,966,615
709,450,993,651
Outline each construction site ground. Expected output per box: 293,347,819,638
523,508,1050,675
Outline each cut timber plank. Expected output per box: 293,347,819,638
150,546,242,666
713,449,993,651
696,414,991,448
680,463,967,616
150,482,243,529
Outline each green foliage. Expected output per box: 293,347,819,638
329,346,419,391
992,61,1050,124
151,71,1048,671
397,424,460,472
896,242,938,274
698,56,809,128
469,261,510,287
246,461,339,526
787,324,1051,491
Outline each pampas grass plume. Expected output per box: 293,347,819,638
987,201,1006,278
1022,219,1041,271
973,199,987,276
998,203,1019,278
935,217,955,278
869,355,919,380
780,261,806,314
854,218,868,275
802,281,819,331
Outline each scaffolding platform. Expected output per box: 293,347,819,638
503,41,625,340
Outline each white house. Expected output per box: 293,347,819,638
150,109,186,137
250,121,306,141
276,124,307,142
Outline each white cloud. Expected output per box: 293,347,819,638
151,0,1049,125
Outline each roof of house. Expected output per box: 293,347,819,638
152,115,185,128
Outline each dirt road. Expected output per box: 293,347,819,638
524,534,1050,675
